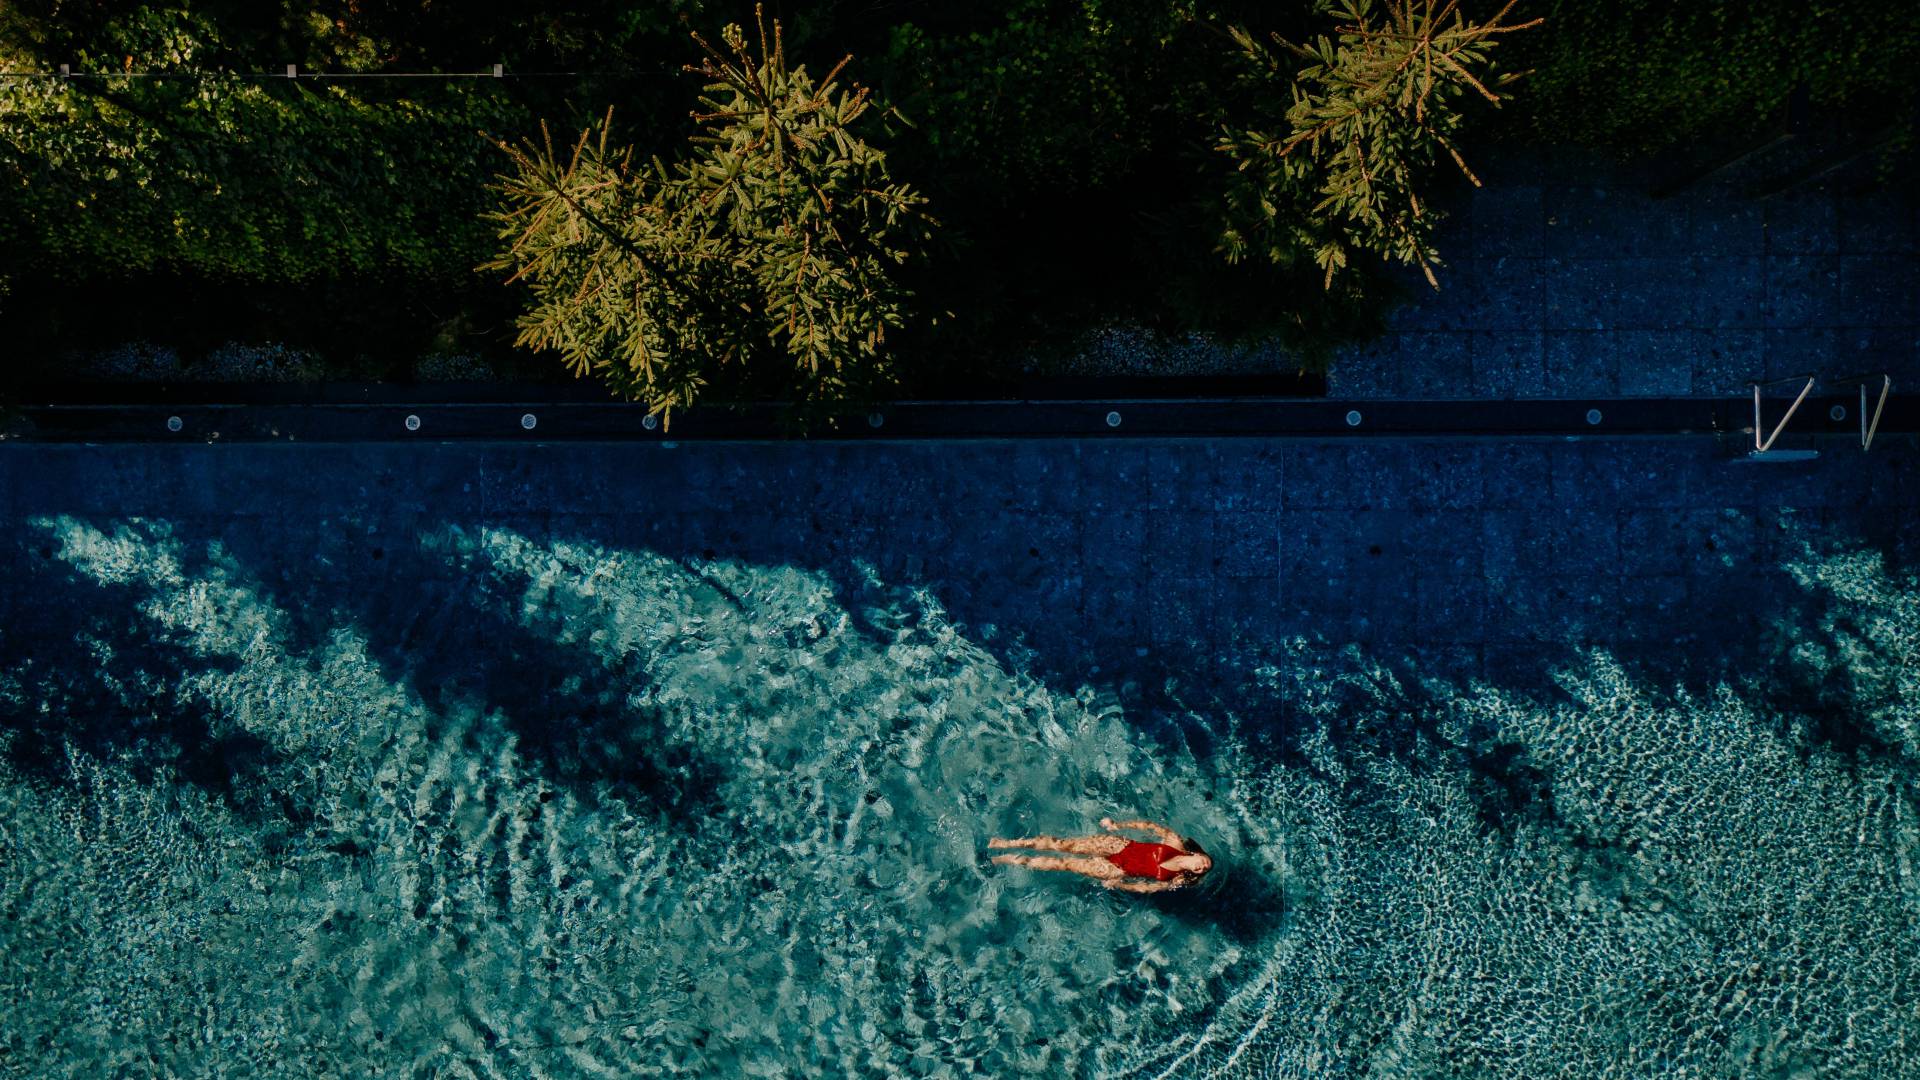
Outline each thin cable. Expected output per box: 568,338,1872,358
0,69,673,80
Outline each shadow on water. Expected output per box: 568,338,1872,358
185,516,734,828
0,529,296,822
5,437,1915,857
1147,858,1292,951
0,515,731,830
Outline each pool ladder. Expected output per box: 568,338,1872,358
1744,372,1892,462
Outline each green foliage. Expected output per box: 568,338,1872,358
1216,0,1538,289
483,8,933,423
0,0,1505,387
877,0,1198,197
0,7,517,284
1507,0,1920,152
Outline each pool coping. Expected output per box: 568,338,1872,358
2,392,1913,443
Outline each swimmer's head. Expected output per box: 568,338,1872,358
1182,839,1213,876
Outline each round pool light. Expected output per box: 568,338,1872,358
1106,411,1122,428
166,415,183,433
404,414,421,432
521,413,538,430
1829,404,1847,421
642,414,659,431
1345,410,1362,427
1586,408,1603,425
868,412,885,428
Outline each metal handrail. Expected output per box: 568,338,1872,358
1825,371,1894,451
1859,374,1891,451
1750,374,1816,453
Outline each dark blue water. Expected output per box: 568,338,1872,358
2,438,1916,1077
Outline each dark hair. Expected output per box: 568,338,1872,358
1179,838,1212,880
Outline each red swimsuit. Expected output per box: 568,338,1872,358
1107,841,1186,882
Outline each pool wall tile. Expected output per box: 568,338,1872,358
1080,509,1147,581
1217,583,1283,645
1542,332,1619,397
1076,445,1150,509
1214,513,1279,577
1683,189,1768,257
1688,256,1766,330
1350,576,1419,642
1004,442,1086,511
1479,445,1554,508
1838,256,1918,328
1471,185,1544,260
1470,259,1547,331
4,435,1918,741
1469,330,1547,399
1621,574,1689,623
1147,582,1212,647
1282,444,1414,510
1691,328,1765,396
1397,332,1471,398
1416,576,1489,644
1835,191,1912,255
1615,330,1696,396
1144,444,1219,511
1278,509,1356,579
1145,512,1215,577
1412,512,1482,578
1763,255,1844,329
1409,447,1486,511
1210,444,1285,511
1766,193,1839,255
1082,575,1146,648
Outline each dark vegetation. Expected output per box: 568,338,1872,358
0,1,1912,407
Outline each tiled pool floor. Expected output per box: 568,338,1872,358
4,435,1913,712
4,435,1918,1077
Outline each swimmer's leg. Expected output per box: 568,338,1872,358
988,834,1127,856
991,854,1124,880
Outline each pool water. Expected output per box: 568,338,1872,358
1,440,1917,1077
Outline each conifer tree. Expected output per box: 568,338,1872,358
484,6,934,425
1218,0,1540,289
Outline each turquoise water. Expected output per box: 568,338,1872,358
2,514,1917,1076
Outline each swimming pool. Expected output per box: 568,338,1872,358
2,436,1916,1077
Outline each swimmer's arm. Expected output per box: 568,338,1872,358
1103,879,1178,894
1101,818,1184,848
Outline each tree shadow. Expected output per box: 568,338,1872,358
5,437,1915,882
0,513,737,834
0,528,297,824
186,516,733,830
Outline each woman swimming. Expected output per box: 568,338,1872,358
988,817,1213,893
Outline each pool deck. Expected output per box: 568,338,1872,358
1331,147,1919,400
